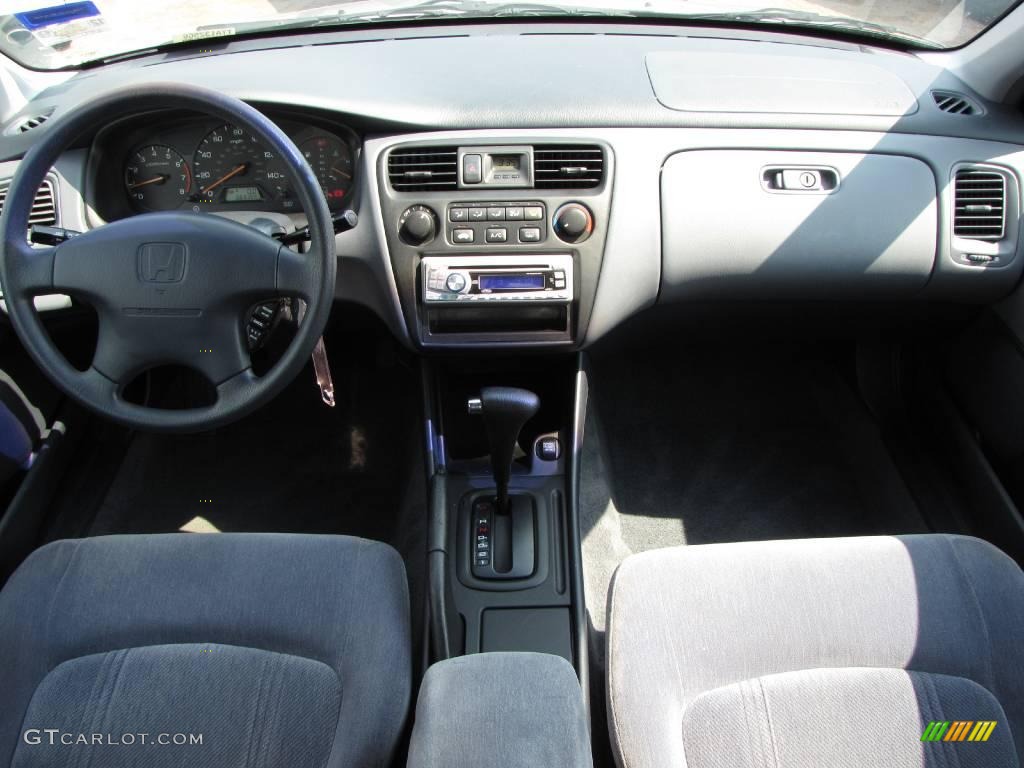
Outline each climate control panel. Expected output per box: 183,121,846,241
396,200,596,249
445,201,548,246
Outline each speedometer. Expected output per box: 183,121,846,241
300,136,353,205
191,125,277,204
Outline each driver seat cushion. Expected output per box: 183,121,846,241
13,644,342,768
606,534,1024,768
0,533,411,768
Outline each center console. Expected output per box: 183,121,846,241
376,140,613,348
381,140,598,706
423,356,583,668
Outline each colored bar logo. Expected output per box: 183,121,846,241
921,721,997,742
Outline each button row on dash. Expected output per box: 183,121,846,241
450,206,544,222
452,227,544,244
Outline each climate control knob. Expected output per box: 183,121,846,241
553,203,594,244
399,205,438,246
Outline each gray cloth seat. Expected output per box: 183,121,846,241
0,533,411,768
606,534,1024,768
407,652,593,768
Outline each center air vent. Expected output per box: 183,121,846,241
533,145,604,189
0,177,58,227
388,146,458,192
932,91,981,116
953,168,1006,241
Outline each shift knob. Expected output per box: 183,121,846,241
468,387,540,513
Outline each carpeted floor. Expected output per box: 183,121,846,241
42,317,427,651
84,368,421,542
580,343,958,663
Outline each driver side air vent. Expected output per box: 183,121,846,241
932,91,981,116
0,177,58,227
388,146,458,191
953,168,1006,241
533,145,604,189
5,109,55,135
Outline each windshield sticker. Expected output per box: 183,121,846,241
13,1,105,50
171,28,237,44
13,1,100,29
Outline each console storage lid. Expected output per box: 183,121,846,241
407,652,593,768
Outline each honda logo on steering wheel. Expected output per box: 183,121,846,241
138,242,187,283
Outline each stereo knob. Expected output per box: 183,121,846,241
446,272,467,292
399,205,438,246
553,203,594,244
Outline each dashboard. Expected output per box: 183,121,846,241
87,112,358,221
2,23,1024,350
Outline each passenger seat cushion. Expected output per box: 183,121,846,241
606,534,1024,768
12,644,342,768
0,534,411,768
682,668,1017,768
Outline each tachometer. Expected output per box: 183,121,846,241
192,125,275,204
300,135,353,205
125,145,191,210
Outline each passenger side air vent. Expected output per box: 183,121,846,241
953,168,1006,241
388,146,458,191
533,145,604,189
932,91,981,116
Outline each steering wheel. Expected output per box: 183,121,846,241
0,83,336,432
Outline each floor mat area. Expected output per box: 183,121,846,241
43,316,426,645
580,343,946,653
86,370,420,541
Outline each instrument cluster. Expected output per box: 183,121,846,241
91,112,357,219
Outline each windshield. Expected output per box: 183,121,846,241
0,0,1019,69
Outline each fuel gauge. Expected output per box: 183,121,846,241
300,136,353,205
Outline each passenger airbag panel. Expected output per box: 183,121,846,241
660,150,937,300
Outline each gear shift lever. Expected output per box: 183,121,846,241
468,387,540,513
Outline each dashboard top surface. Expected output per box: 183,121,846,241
1,22,1022,162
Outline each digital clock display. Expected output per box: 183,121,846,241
491,155,521,172
224,185,263,203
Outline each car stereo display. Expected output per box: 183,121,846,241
479,274,546,291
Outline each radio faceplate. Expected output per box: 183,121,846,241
422,254,573,304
